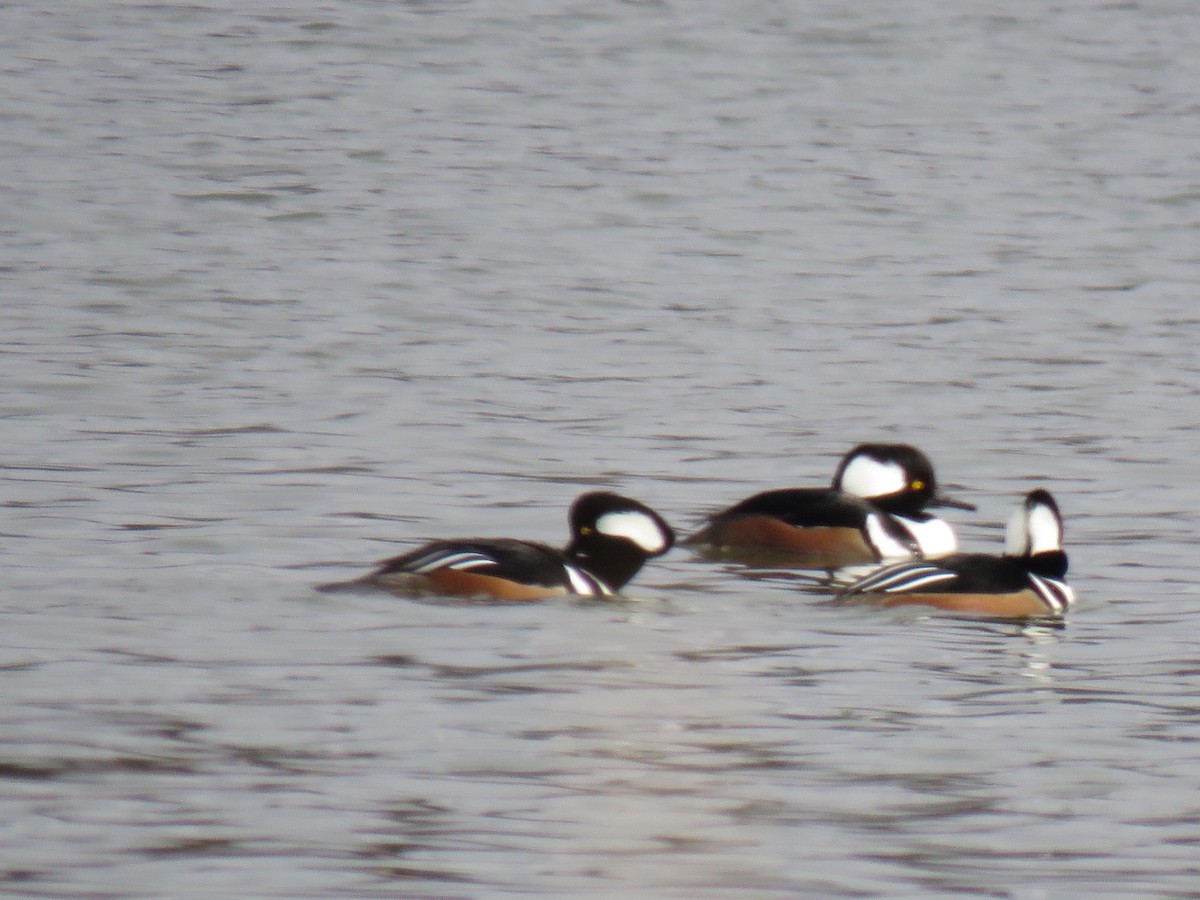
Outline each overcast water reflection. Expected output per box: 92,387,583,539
4,1,1200,897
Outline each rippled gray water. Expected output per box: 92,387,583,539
4,1,1200,896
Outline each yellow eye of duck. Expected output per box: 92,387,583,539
580,526,593,535
911,480,925,491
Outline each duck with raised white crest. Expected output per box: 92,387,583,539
836,489,1074,619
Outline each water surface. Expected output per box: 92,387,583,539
3,2,1200,896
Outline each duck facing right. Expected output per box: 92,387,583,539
837,489,1074,620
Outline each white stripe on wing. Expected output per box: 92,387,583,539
410,550,498,574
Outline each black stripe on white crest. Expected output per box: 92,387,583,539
411,550,497,574
595,510,669,554
564,564,614,597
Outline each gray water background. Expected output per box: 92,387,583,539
3,1,1200,896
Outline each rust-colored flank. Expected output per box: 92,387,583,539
702,515,878,566
370,569,567,602
876,588,1053,618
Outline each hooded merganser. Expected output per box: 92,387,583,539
837,489,1074,619
686,443,973,567
322,491,674,601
